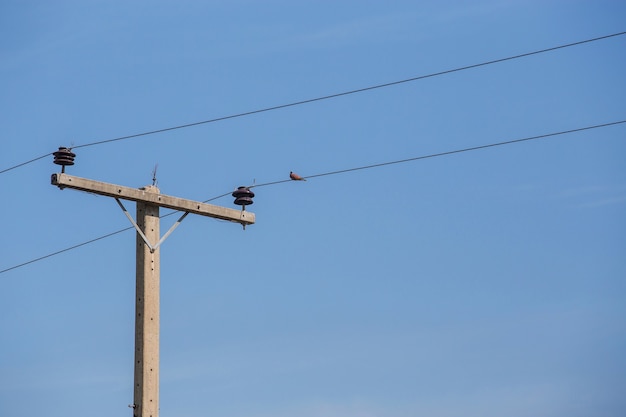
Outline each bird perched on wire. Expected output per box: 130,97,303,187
290,171,307,181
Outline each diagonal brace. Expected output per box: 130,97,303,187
115,198,189,253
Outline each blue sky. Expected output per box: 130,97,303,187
1,1,625,416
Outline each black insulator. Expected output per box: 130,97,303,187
232,186,255,206
53,147,76,166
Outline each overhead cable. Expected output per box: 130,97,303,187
1,118,624,275
1,31,624,175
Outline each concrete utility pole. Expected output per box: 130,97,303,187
51,168,255,417
134,185,160,417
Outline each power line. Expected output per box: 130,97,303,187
0,193,230,275
247,119,626,188
72,31,625,150
0,227,132,274
281,120,626,182
2,118,624,276
1,30,624,176
0,153,51,175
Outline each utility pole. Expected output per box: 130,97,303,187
51,148,255,417
134,185,160,417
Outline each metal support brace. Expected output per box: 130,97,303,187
155,212,189,249
115,198,189,253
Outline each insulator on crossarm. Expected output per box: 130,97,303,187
53,147,76,173
232,186,255,209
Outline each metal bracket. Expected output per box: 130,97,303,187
115,198,189,253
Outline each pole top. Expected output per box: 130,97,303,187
140,185,160,194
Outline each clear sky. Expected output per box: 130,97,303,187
1,1,625,416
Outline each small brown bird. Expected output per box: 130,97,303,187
290,171,306,181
